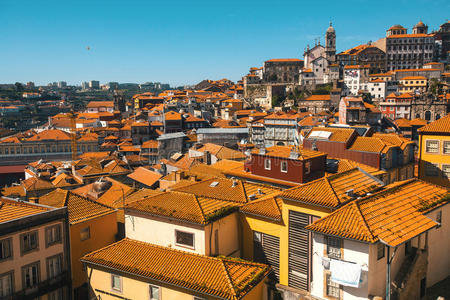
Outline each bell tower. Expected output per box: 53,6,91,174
325,22,336,63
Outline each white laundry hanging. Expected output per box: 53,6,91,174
330,259,362,288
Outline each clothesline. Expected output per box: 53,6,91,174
313,251,369,268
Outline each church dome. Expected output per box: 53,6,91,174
414,20,426,28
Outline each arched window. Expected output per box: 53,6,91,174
425,111,431,121
436,114,441,120
416,113,420,118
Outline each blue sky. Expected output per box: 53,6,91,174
0,0,448,86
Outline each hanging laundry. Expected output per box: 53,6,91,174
330,259,361,288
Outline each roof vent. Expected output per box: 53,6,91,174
232,180,238,187
248,194,257,200
257,188,264,195
345,189,355,198
259,148,266,155
210,181,219,187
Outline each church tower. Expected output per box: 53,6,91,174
325,22,336,63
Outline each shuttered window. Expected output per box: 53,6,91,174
253,231,280,281
288,211,311,291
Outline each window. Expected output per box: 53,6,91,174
22,262,39,288
0,239,12,261
21,231,38,254
305,161,311,175
326,273,340,298
377,243,385,260
436,210,442,228
0,272,13,298
443,165,450,179
264,159,271,170
425,162,439,177
281,161,288,173
425,140,439,153
326,236,341,259
46,225,62,247
149,285,160,300
175,230,194,249
443,142,450,155
111,274,122,292
47,254,62,279
80,227,90,241
48,288,64,300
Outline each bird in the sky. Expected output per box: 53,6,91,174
86,46,90,51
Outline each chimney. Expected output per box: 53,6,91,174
231,179,238,187
345,189,355,198
204,151,212,165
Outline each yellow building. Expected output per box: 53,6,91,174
39,188,118,299
399,76,427,93
81,238,270,300
418,113,450,187
240,168,384,298
0,197,71,299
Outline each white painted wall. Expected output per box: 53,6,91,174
426,204,450,286
125,213,206,255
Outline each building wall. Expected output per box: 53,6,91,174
204,212,240,257
70,211,118,289
426,205,450,286
0,219,67,299
86,266,268,300
125,212,206,254
242,201,330,291
418,133,450,187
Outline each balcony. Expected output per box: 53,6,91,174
9,271,70,300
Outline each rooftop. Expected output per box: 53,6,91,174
81,238,270,300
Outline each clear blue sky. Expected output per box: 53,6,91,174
0,0,448,87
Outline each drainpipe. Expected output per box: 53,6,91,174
381,239,397,300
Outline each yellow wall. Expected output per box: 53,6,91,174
419,133,450,187
241,199,331,287
71,211,118,289
86,266,267,300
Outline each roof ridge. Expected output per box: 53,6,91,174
192,195,207,223
352,201,376,242
218,258,239,299
324,176,341,206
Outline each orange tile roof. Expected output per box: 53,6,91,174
27,129,71,141
280,168,383,208
193,143,246,160
265,58,302,62
39,189,116,224
172,177,248,203
387,33,433,38
81,238,270,300
304,95,331,101
306,179,449,246
165,110,182,120
252,145,326,160
371,133,414,150
240,195,283,221
210,159,244,171
86,101,114,108
141,140,158,148
349,136,393,153
344,64,370,69
127,167,162,187
418,113,450,134
126,190,237,224
21,176,54,191
307,127,356,143
0,197,51,223
124,188,163,204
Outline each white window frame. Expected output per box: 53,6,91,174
46,225,62,247
442,164,450,179
443,141,450,155
305,161,311,175
281,161,288,173
47,254,63,279
425,140,439,154
175,230,195,249
264,158,271,170
22,262,39,288
111,274,122,293
149,284,160,300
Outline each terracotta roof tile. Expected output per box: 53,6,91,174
418,113,450,134
252,145,326,160
0,198,51,223
81,238,270,300
39,188,116,224
306,180,449,246
127,167,162,187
